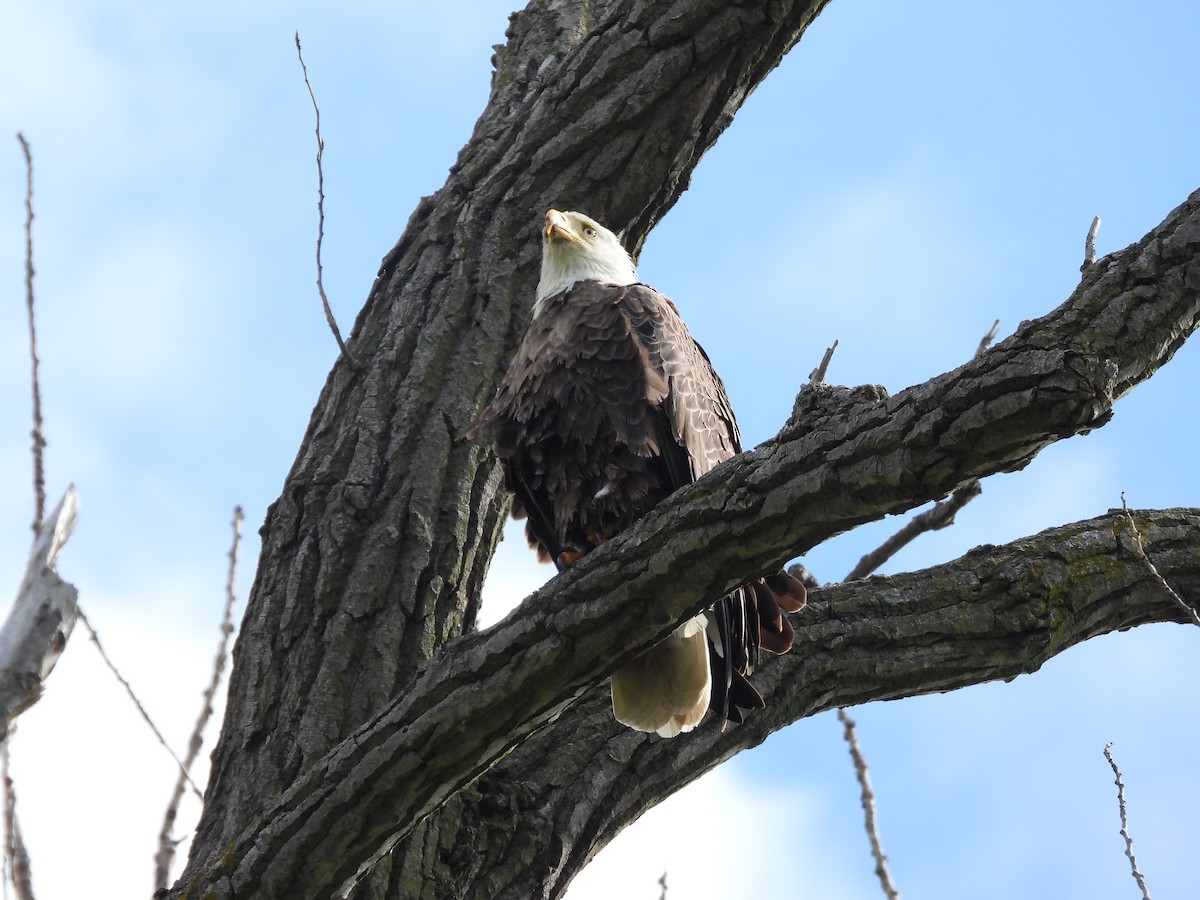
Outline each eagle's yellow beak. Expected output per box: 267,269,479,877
544,209,580,246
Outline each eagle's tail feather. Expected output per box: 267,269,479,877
611,615,710,738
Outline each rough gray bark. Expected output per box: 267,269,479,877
170,1,1200,897
181,0,832,887
0,487,78,744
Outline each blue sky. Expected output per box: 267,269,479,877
1,1,1197,897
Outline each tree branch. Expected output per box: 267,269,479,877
16,133,45,536
1120,493,1199,626
839,709,900,900
0,487,79,744
180,180,1198,897
845,481,982,581
188,0,836,873
1104,742,1153,900
179,0,1200,893
173,504,1200,899
170,173,1200,896
294,33,355,368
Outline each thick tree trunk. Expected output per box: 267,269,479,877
171,1,1199,897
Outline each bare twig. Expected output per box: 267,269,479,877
846,317,997,581
294,32,355,367
1104,743,1153,900
16,134,45,535
1120,494,1200,627
1082,215,1102,272
808,339,838,385
838,710,900,900
657,869,667,900
845,482,982,581
76,609,203,800
835,317,998,896
2,741,34,900
154,507,244,891
974,318,1000,358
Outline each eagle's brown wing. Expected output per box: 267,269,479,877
618,285,741,480
620,285,806,722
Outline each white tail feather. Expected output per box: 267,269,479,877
611,615,710,738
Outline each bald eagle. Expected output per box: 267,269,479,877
468,209,806,737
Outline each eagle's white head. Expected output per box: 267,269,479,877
534,209,638,315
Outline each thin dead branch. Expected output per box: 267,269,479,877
2,741,34,900
845,315,997,582
835,313,999,894
76,609,203,800
1082,215,1102,272
154,507,244,892
1,744,33,900
1120,494,1200,627
845,482,983,581
16,133,45,535
1104,743,1153,900
0,486,79,899
838,710,900,900
808,339,838,385
0,487,79,741
294,33,355,368
974,318,1000,358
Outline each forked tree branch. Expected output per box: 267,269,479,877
177,506,1200,900
169,180,1200,898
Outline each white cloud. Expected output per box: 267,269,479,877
8,603,225,898
566,764,858,900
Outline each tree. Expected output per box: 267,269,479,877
0,1,1180,900
155,2,1200,896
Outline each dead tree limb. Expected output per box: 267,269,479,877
170,505,1200,899
0,487,79,744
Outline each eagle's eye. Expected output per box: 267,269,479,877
583,226,597,238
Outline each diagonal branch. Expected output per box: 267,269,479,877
839,709,900,900
1120,494,1199,627
845,481,982,581
169,179,1200,898
176,505,1200,900
1104,743,1153,900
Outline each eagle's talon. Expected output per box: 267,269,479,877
556,549,584,571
